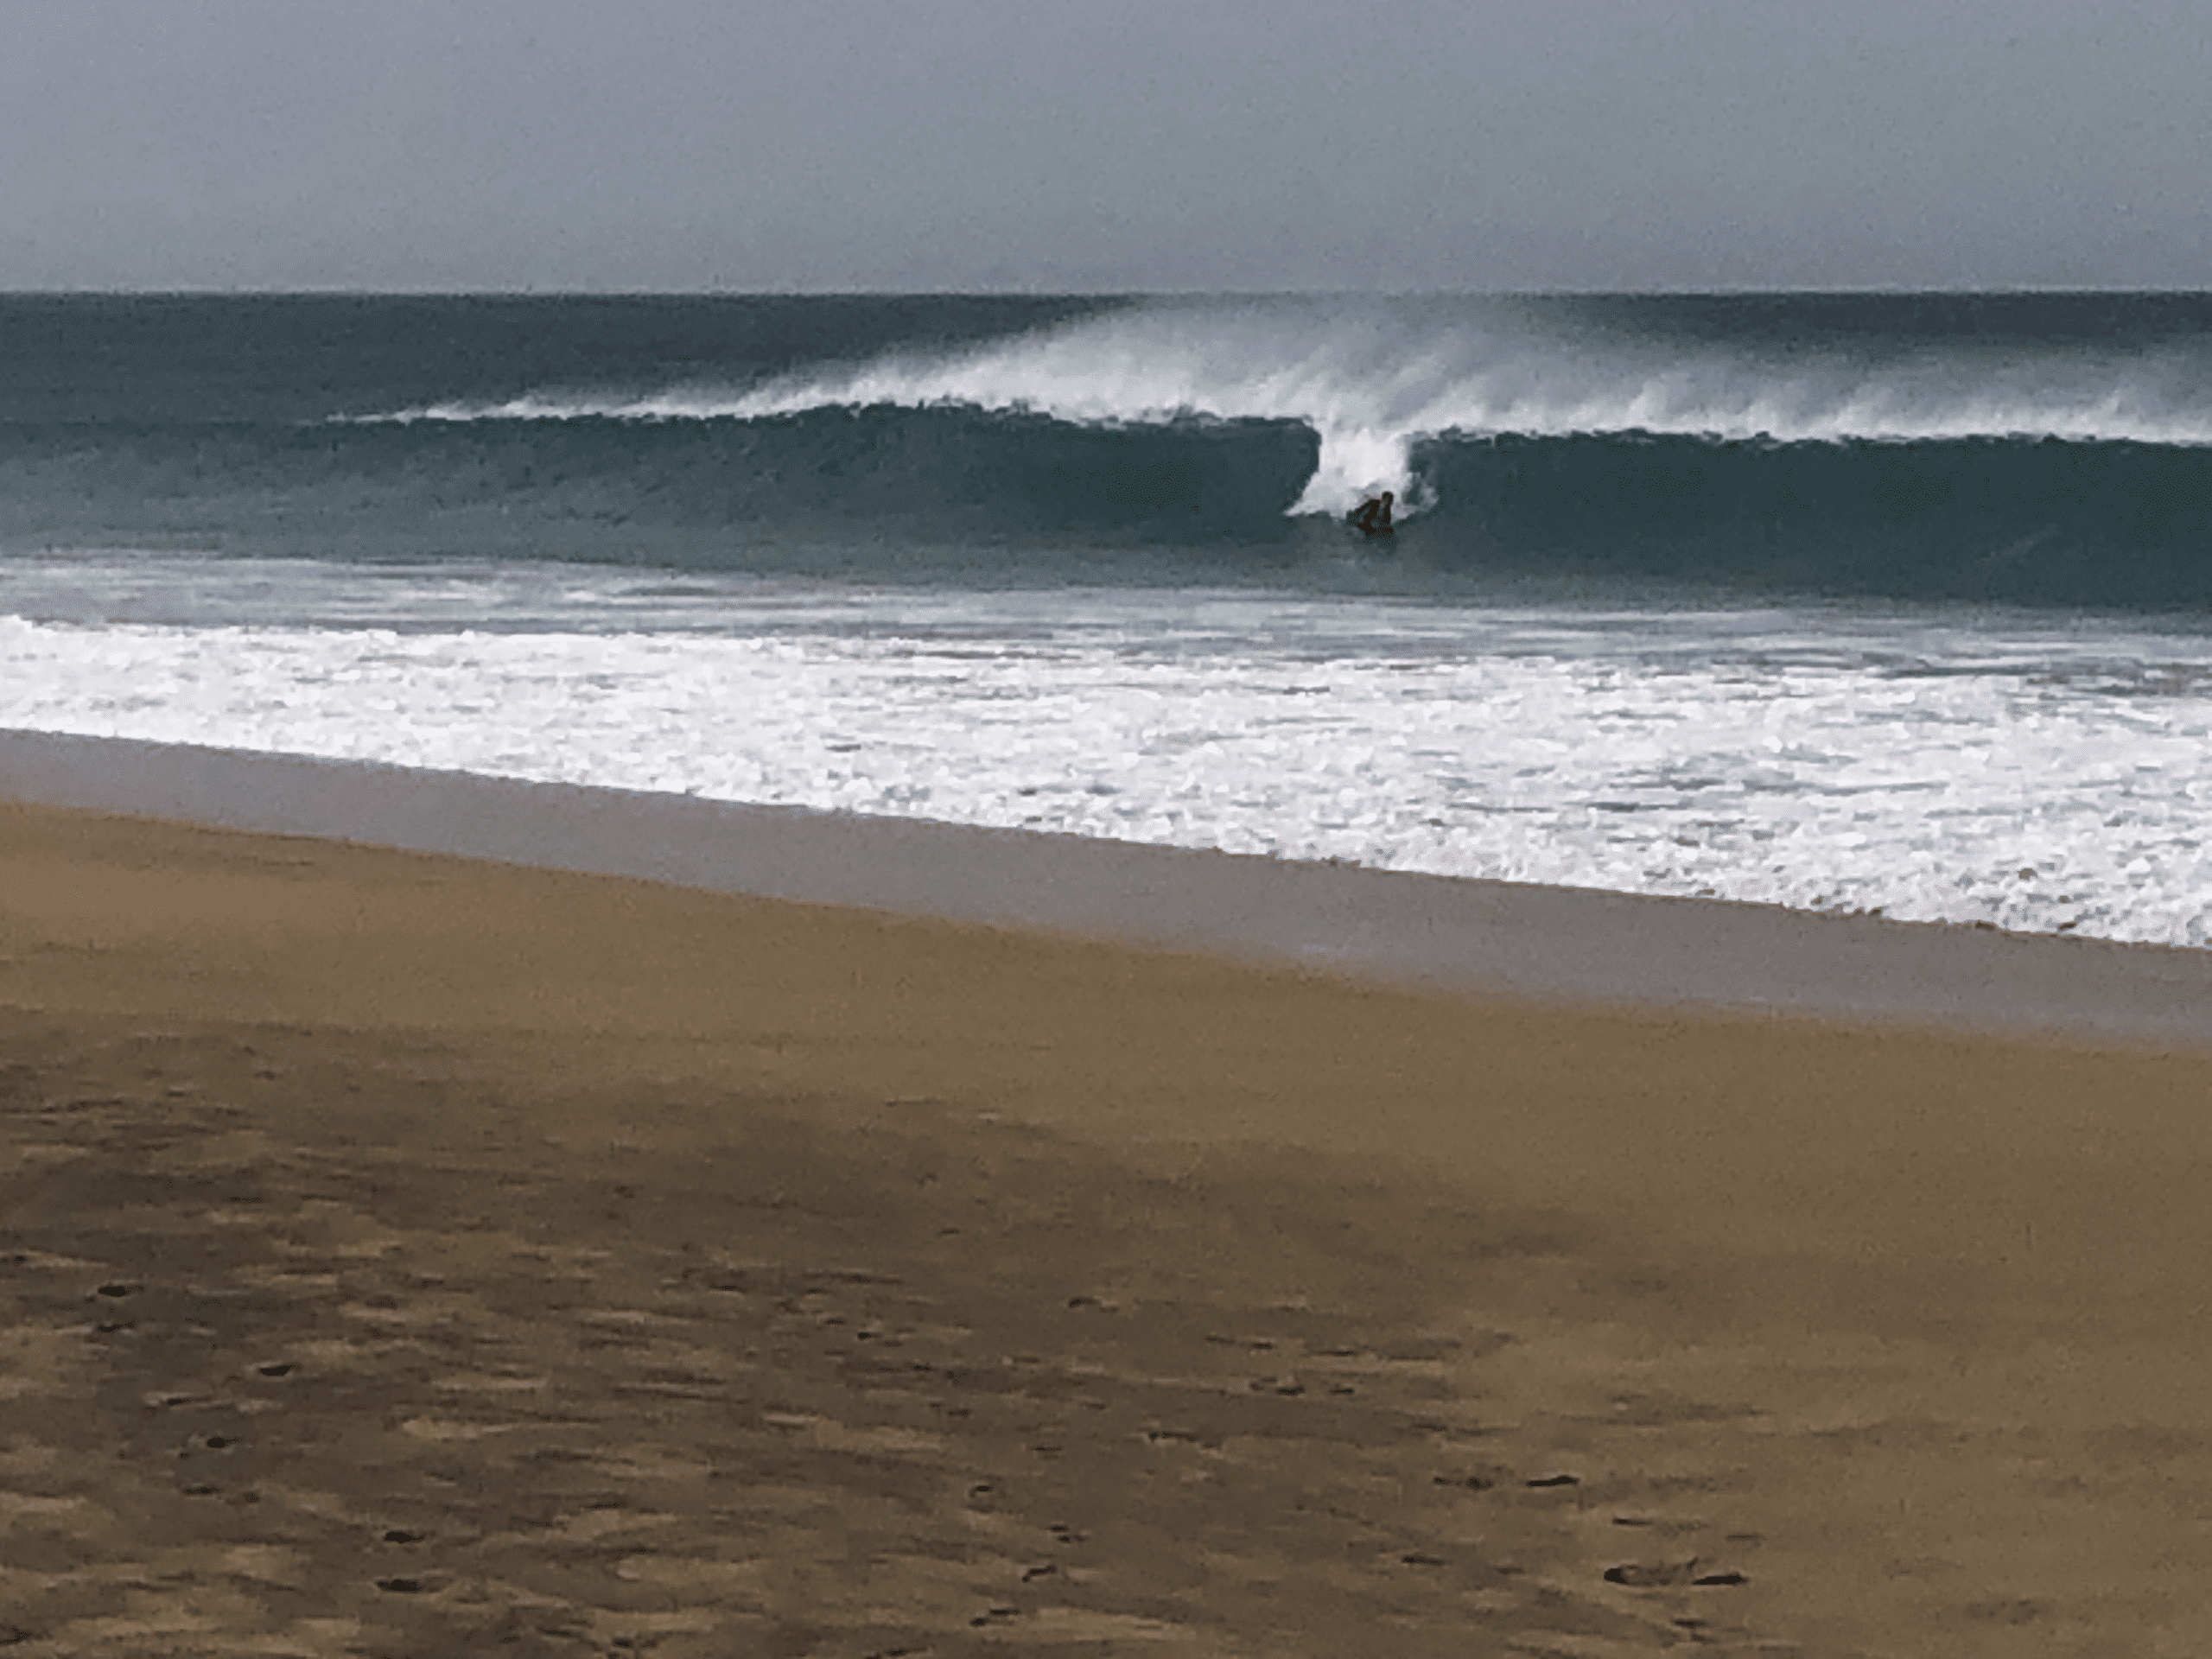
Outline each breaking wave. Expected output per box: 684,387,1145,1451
370,293,2212,514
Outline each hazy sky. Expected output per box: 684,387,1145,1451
7,0,2209,292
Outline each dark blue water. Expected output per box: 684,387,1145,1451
5,292,2211,607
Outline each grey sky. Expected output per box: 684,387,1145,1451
6,0,2208,291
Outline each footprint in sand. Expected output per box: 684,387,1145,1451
1604,1559,1750,1588
1433,1472,1497,1491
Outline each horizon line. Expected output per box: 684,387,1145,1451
6,283,2212,301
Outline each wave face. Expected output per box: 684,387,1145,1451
6,292,2212,607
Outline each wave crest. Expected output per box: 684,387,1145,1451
359,296,2212,518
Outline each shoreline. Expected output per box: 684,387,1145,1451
6,726,2210,1049
6,743,2212,1653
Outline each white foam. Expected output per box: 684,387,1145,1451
5,565,2209,948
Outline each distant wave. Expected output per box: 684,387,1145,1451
356,296,2212,518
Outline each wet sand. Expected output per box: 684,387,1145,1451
4,793,2212,1656
9,728,2212,1045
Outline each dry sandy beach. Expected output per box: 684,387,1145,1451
4,775,2212,1656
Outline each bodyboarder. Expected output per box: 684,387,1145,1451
1350,490,1395,537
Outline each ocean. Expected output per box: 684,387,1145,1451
3,291,2210,946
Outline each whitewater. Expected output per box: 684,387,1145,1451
6,556,2211,947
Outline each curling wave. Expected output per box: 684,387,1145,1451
365,294,2212,523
